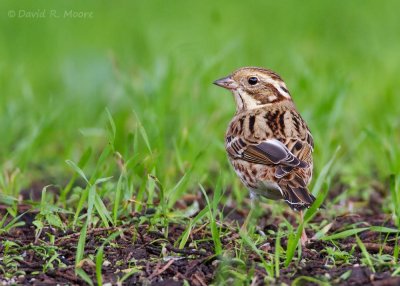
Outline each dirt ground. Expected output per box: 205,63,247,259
1,187,400,286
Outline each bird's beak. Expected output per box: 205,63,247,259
213,76,238,90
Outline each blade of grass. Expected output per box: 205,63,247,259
167,149,205,208
199,183,222,255
119,268,143,284
393,233,399,264
106,108,116,149
356,234,375,273
239,230,273,277
321,226,400,241
292,276,330,286
86,185,96,227
311,146,341,198
76,268,93,286
90,145,112,185
61,147,92,205
75,221,88,267
0,192,18,205
274,230,281,278
0,212,26,234
66,160,90,186
73,187,89,228
95,231,121,286
113,174,124,224
148,174,168,237
167,173,188,208
390,174,400,227
133,110,152,154
94,193,112,227
369,226,400,233
177,207,209,249
321,227,369,241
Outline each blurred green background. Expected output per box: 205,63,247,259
0,0,399,202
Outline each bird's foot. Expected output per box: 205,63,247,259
301,228,309,247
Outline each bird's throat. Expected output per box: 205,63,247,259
233,90,271,112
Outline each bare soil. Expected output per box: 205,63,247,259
1,185,399,285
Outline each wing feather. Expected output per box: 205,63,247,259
228,138,308,169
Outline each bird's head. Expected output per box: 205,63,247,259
214,67,292,112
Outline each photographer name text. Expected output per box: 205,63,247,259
8,9,94,19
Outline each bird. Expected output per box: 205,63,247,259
213,67,315,245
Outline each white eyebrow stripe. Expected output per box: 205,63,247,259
266,79,290,98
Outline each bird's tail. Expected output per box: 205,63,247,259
280,183,316,211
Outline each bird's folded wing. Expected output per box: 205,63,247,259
228,138,308,168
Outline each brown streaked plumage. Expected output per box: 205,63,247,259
214,67,315,211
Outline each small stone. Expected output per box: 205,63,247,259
259,242,271,252
103,260,111,267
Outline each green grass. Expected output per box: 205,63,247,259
1,0,400,284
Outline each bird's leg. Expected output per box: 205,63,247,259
299,210,308,246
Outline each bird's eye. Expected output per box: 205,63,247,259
248,77,258,85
